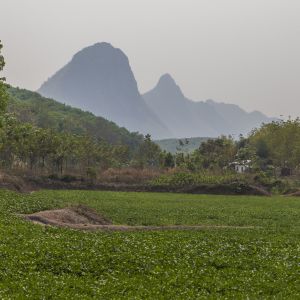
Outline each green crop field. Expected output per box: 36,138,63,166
0,189,299,299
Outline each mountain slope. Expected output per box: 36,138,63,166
143,74,274,138
205,100,273,135
7,87,144,150
38,42,171,139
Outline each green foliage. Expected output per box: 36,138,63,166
249,119,300,171
135,134,161,167
163,151,175,168
256,139,269,159
1,87,165,176
60,174,78,183
1,86,150,177
0,41,8,115
151,172,245,187
192,136,237,170
0,189,299,298
86,167,97,182
253,172,290,194
0,114,131,174
7,87,143,150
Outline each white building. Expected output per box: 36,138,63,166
230,160,251,173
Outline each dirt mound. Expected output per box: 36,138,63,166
24,205,112,226
22,205,257,231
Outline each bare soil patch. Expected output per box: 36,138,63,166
23,205,112,226
22,205,257,231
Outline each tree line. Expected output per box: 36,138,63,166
1,40,299,180
0,41,167,177
167,119,300,177
0,111,166,176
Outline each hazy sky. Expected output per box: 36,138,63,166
1,0,300,117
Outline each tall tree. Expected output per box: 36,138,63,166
249,119,300,172
136,134,161,167
195,136,237,170
0,41,8,114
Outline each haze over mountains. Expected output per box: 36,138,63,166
143,74,275,138
39,43,170,138
39,42,274,139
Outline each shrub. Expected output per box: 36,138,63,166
151,172,246,187
61,174,78,183
86,167,97,182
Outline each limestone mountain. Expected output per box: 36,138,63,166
38,43,274,139
38,43,171,139
143,74,274,138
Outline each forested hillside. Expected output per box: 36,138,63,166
7,87,143,150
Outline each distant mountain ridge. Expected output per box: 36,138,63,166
143,73,275,138
38,42,275,139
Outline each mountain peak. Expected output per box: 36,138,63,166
157,73,177,87
158,73,176,84
38,42,171,138
72,42,126,63
92,42,113,48
79,42,116,51
154,73,184,98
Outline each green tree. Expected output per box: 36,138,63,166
194,136,237,170
163,152,175,168
136,134,162,168
0,41,8,115
112,145,130,167
249,119,300,174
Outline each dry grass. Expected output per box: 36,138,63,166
0,171,29,192
98,167,164,184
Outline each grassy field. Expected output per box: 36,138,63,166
0,189,299,299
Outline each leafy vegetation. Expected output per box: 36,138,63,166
151,172,246,187
7,86,143,149
153,123,300,194
156,120,300,178
248,119,300,173
0,113,130,174
1,87,166,176
0,41,8,114
0,189,299,298
0,115,164,176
